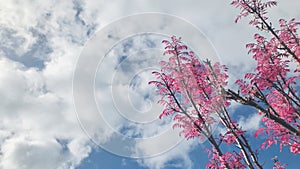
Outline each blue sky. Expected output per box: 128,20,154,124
0,0,299,169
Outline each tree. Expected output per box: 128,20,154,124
230,0,300,154
149,0,299,168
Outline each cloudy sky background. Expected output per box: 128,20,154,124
0,0,299,169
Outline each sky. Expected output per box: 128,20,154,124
0,0,299,169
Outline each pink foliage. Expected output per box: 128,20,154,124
149,0,300,168
272,156,287,169
149,36,229,140
205,148,246,169
233,0,300,154
150,36,262,168
273,162,287,169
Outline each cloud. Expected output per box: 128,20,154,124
136,139,196,169
238,113,263,132
0,57,92,169
0,0,98,68
0,0,298,169
0,0,99,168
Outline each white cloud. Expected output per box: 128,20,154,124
1,138,66,169
238,113,263,132
0,0,298,169
136,138,196,169
0,57,92,169
0,0,98,168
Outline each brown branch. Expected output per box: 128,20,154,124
227,89,300,138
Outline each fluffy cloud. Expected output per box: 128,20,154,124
238,113,263,132
0,0,98,168
0,57,91,169
136,139,196,169
0,0,298,169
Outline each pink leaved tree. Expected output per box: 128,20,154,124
150,36,263,169
149,0,299,168
229,0,300,154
